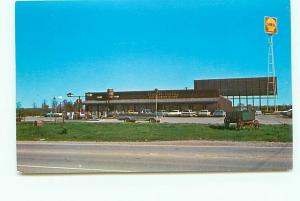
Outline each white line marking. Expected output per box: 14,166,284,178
17,164,134,173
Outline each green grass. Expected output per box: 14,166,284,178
16,122,292,142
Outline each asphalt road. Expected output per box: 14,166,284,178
17,141,292,174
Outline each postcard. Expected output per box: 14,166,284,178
16,0,292,174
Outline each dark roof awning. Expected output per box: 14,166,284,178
84,97,220,105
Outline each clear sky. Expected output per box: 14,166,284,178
16,0,291,108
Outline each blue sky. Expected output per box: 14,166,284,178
16,0,291,108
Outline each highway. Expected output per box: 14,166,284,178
17,141,292,174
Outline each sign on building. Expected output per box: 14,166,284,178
194,77,277,96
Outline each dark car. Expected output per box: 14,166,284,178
213,110,226,117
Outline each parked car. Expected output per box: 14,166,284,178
255,110,263,115
45,112,62,117
44,112,52,117
197,110,211,117
159,110,168,117
107,111,119,118
181,109,196,117
213,110,226,117
118,109,162,123
281,109,292,118
79,112,85,119
141,109,153,114
287,109,293,117
166,110,181,117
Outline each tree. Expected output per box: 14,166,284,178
63,99,74,112
52,97,58,113
42,99,49,113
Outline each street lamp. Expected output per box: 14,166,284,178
67,92,83,113
66,92,74,97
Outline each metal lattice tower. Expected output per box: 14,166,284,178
266,35,277,112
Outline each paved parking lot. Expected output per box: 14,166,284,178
24,115,292,125
162,115,292,125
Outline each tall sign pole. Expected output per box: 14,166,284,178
264,16,278,112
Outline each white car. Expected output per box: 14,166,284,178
281,109,292,117
79,112,86,118
287,109,292,117
197,110,211,117
167,110,181,117
255,110,263,115
181,110,196,117
45,112,62,117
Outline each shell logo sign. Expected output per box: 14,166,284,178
264,16,277,34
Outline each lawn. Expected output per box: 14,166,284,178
16,122,292,142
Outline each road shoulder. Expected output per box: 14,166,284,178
17,140,293,148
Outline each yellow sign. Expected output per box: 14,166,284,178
264,16,277,34
148,92,179,99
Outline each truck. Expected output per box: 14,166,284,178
118,109,162,123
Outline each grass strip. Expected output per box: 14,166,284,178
16,122,292,142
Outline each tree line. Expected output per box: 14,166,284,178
16,97,82,117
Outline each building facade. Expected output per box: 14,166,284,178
83,77,277,113
84,86,233,113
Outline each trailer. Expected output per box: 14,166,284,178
224,111,259,129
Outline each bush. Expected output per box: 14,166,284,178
60,127,68,135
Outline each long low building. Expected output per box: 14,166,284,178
83,77,276,113
84,88,232,113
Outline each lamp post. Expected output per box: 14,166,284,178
67,92,84,112
67,92,92,119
